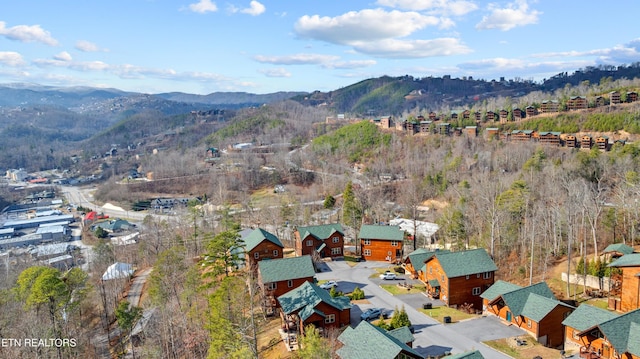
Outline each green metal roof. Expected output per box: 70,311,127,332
562,304,618,331
628,322,640,357
359,224,404,241
446,350,485,359
603,243,635,256
244,228,283,251
387,326,414,345
406,248,441,268
258,255,315,283
593,309,640,356
609,253,640,267
520,293,573,322
480,280,522,300
336,321,422,359
428,279,440,287
429,249,497,278
297,223,344,241
497,282,555,317
277,281,351,316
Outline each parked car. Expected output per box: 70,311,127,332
360,307,384,321
379,271,397,280
319,280,338,290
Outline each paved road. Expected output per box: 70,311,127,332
127,267,153,307
316,260,524,359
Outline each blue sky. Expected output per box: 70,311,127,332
1,0,639,95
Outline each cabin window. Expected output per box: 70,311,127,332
363,239,371,245
472,287,481,295
466,275,469,280
273,250,278,257
483,272,491,279
527,319,532,328
363,249,371,256
391,241,398,247
306,240,313,247
429,267,432,274
331,247,341,255
254,252,260,259
287,280,293,288
325,314,336,324
332,236,340,243
267,282,276,290
477,273,481,278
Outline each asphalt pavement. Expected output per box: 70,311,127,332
315,259,524,359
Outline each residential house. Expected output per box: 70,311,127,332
565,134,578,148
608,253,640,312
294,223,345,259
359,224,405,262
277,281,351,335
485,127,500,140
473,111,482,122
595,96,606,107
485,111,498,122
258,255,316,310
561,304,618,354
602,243,635,261
380,116,394,129
525,105,538,117
610,91,621,105
541,100,559,113
499,109,509,123
419,120,433,134
424,248,498,311
596,136,609,151
446,350,486,359
627,91,638,103
568,308,640,359
437,123,451,135
581,135,593,149
510,130,534,142
482,281,574,348
567,96,588,110
244,228,284,269
402,248,441,280
336,320,422,359
538,131,562,146
462,110,471,120
464,126,478,137
512,108,525,121
428,111,438,121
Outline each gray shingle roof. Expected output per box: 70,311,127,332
429,249,498,278
480,280,522,300
296,223,344,241
359,224,404,241
336,321,422,359
277,281,351,316
562,304,618,331
608,253,640,267
258,255,315,283
244,228,283,251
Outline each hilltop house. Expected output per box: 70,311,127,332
336,321,422,359
423,248,497,311
294,223,345,260
482,281,574,348
243,228,284,269
566,308,640,359
277,281,351,335
562,304,618,354
607,253,640,312
359,224,405,263
258,255,316,311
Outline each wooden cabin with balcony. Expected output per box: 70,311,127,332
379,115,393,129
258,255,316,310
464,126,478,137
538,131,562,146
627,91,638,103
567,308,640,359
462,110,471,120
595,96,606,107
512,108,525,121
474,111,482,123
428,111,438,121
525,105,538,117
419,120,433,134
499,109,509,123
565,134,578,148
485,127,500,140
485,111,498,122
510,130,534,142
581,135,593,149
596,136,609,151
540,100,559,113
610,91,621,105
567,96,588,110
437,123,451,135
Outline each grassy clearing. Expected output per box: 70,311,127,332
381,284,426,295
484,337,564,359
419,305,479,323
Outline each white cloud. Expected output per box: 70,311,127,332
476,0,541,31
188,0,218,14
351,37,472,58
254,53,340,65
377,0,478,16
0,51,25,66
241,1,265,16
322,60,377,69
295,9,440,45
0,21,58,46
75,40,107,52
531,38,640,66
259,68,291,78
53,51,72,61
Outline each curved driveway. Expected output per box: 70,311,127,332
316,260,524,359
